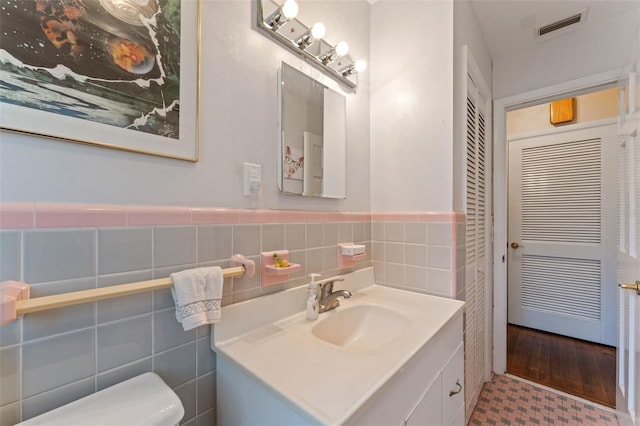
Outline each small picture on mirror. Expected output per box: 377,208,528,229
284,145,304,181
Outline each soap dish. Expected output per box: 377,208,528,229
264,264,301,275
260,250,302,287
341,244,366,256
338,243,367,269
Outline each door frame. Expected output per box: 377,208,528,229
492,69,623,374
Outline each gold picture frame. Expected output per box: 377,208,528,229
550,98,575,125
0,0,199,161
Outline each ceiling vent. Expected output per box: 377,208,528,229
535,9,588,39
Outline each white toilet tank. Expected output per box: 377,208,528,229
16,373,184,426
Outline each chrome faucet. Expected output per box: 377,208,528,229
318,278,351,313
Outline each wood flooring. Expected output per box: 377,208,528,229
507,324,616,408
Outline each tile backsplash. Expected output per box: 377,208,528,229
371,212,465,299
0,203,461,425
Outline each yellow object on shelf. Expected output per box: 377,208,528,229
273,252,290,268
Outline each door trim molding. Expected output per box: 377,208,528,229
492,68,622,374
507,117,618,142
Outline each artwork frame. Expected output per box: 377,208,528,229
0,0,200,162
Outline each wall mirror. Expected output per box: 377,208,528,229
278,62,346,198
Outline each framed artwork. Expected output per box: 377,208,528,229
0,0,199,161
549,98,575,125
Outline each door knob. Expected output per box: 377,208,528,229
619,280,640,295
510,242,522,249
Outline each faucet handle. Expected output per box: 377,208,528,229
319,278,345,299
319,280,334,298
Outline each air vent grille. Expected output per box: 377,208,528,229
536,10,587,38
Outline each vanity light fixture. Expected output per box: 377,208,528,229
256,0,366,90
264,0,299,30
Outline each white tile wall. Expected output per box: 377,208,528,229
371,221,456,298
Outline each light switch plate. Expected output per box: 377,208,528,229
243,162,262,196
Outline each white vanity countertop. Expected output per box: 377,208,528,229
212,267,464,426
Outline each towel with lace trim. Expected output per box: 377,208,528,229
170,266,223,331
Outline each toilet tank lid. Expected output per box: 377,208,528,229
16,373,184,426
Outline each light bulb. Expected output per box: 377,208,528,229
281,0,298,20
341,59,367,76
335,41,349,57
296,22,326,49
311,22,326,39
354,59,367,73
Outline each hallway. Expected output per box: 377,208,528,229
469,375,618,425
506,325,616,407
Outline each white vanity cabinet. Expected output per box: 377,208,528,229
212,268,466,426
348,313,464,426
406,375,442,426
406,344,465,426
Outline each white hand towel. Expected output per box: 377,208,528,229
170,266,223,331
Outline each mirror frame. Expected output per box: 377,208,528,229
277,62,347,199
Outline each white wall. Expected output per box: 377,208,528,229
370,0,454,212
493,8,640,100
452,0,492,213
0,0,371,212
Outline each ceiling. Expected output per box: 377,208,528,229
469,0,640,60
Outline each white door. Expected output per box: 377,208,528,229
303,131,323,196
321,88,346,199
617,24,640,426
508,123,617,346
616,123,640,426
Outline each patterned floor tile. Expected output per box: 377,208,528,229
469,375,618,426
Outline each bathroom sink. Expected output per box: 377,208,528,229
213,267,466,425
311,304,409,351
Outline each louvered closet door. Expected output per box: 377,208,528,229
465,72,490,420
508,124,616,346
